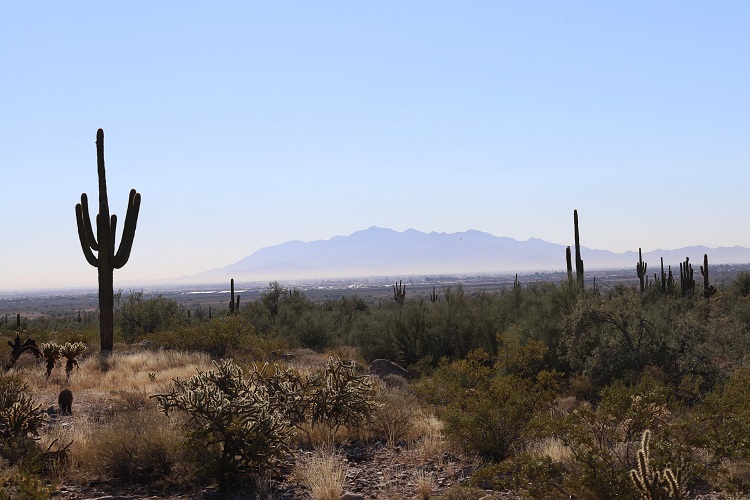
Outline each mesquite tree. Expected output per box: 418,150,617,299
75,129,141,355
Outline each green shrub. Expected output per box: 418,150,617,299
419,350,558,460
554,376,672,498
151,315,264,358
468,454,566,498
117,291,183,342
733,272,750,297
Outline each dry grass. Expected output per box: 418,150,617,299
527,437,574,463
367,385,424,445
292,422,352,449
15,349,211,489
295,445,348,500
413,468,435,499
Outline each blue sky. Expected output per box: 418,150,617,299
1,2,749,290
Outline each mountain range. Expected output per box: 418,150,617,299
191,227,750,282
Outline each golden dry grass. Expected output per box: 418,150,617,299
295,445,348,500
413,468,435,499
527,436,574,463
14,349,211,487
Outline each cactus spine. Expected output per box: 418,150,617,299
636,248,648,293
574,210,584,290
75,129,141,355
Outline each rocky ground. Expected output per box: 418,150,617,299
49,441,518,499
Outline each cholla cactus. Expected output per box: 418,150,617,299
307,357,378,431
39,342,62,379
59,342,86,379
0,379,45,440
630,430,685,499
152,359,293,490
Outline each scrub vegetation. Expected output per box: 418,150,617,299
3,270,750,498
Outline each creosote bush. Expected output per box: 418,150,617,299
419,350,559,461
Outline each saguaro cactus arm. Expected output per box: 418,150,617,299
75,200,98,267
113,189,141,269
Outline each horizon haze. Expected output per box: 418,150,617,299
3,3,749,290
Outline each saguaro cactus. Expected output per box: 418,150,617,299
700,253,717,298
565,246,573,283
574,210,584,290
636,248,648,293
229,279,241,314
393,280,406,305
75,129,141,355
679,257,695,298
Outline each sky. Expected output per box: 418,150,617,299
1,2,749,291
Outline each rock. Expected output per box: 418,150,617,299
370,359,411,380
340,493,366,500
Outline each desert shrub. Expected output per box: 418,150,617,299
153,359,293,490
554,376,672,498
733,272,750,297
0,470,50,500
419,350,558,460
367,385,422,444
152,315,261,358
82,409,179,485
690,368,750,464
437,485,494,499
468,454,566,498
117,291,183,342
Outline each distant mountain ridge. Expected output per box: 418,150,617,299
194,227,750,281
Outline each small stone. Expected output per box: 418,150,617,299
340,492,366,500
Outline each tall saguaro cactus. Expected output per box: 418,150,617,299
636,248,647,293
573,210,584,290
75,129,141,355
701,253,717,298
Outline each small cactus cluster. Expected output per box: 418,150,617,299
630,430,684,499
39,342,86,379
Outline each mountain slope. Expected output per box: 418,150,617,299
194,227,750,281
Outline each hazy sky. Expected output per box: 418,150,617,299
2,2,749,291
